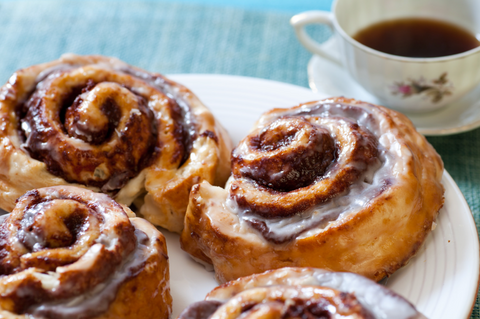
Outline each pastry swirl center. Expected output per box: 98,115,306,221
210,286,374,319
21,72,158,192
19,199,93,253
228,102,384,243
232,117,335,191
0,187,137,314
64,82,129,145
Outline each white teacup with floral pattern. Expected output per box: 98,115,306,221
291,0,480,113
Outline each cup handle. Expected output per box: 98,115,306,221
290,11,342,66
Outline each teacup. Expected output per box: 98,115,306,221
291,0,480,113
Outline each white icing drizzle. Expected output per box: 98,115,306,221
305,271,424,319
18,202,48,250
207,268,426,319
229,101,403,242
28,225,157,319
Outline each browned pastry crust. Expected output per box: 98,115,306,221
177,267,426,319
0,54,232,232
0,186,171,319
180,97,444,283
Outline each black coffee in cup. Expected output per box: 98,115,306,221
353,18,480,58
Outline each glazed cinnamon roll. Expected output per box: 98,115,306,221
181,97,444,283
178,267,426,319
0,54,232,232
0,186,171,319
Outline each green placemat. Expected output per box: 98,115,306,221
0,0,329,85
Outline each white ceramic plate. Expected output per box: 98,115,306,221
307,39,480,136
166,74,480,319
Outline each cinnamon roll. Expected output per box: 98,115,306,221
0,186,171,319
0,54,232,232
178,267,426,319
180,97,444,283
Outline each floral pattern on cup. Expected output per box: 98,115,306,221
391,73,453,103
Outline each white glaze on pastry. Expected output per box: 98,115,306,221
178,268,426,319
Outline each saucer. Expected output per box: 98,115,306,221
307,43,480,136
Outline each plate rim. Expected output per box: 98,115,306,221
167,73,480,318
168,73,327,97
442,170,480,319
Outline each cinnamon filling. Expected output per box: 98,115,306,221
177,300,223,319
0,188,137,315
204,286,375,319
17,66,197,193
232,117,335,192
278,294,374,319
121,66,198,166
229,102,383,243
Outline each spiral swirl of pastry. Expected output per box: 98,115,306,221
231,115,379,220
181,97,444,283
178,268,426,319
0,54,231,232
23,78,157,191
0,186,171,319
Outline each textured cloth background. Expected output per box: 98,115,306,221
0,0,478,317
0,0,330,86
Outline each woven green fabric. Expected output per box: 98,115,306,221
428,131,480,319
0,0,478,317
0,0,328,86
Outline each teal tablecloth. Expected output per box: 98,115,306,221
0,0,478,317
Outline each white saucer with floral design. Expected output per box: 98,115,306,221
308,54,480,136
